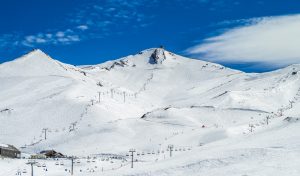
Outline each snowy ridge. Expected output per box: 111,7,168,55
0,49,87,77
1,48,300,175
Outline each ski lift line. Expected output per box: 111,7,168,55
244,88,300,134
98,89,137,103
27,101,91,148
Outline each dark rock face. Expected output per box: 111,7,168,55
149,49,166,64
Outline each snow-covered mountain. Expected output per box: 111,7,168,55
1,48,300,176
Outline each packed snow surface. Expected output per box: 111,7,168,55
1,48,300,175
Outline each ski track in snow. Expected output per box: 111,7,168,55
1,48,300,175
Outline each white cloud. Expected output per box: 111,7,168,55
0,0,157,49
56,31,65,37
35,38,47,43
77,25,89,30
22,29,82,47
186,14,300,67
69,0,153,35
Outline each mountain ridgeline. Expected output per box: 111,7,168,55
1,48,300,175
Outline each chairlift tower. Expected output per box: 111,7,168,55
26,160,37,176
42,128,48,140
249,124,255,132
69,156,76,175
168,144,174,157
98,92,101,103
129,149,136,168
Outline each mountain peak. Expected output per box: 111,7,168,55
29,48,44,54
19,49,52,62
136,47,177,65
0,49,72,77
149,48,166,64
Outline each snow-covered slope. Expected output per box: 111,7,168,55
1,48,300,176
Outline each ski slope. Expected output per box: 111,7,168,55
1,48,300,175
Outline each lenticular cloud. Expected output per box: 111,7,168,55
187,14,300,67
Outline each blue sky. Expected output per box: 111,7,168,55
1,0,300,72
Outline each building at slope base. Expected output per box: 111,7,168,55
0,144,21,158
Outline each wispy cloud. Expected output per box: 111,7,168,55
0,28,84,49
68,0,154,34
186,14,300,67
77,25,89,31
0,0,156,50
22,29,81,47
